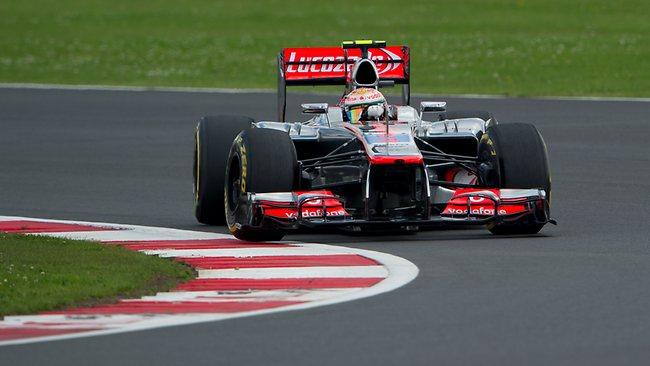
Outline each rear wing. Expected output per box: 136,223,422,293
277,41,410,121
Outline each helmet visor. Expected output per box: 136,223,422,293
346,105,365,124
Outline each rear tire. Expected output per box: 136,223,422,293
478,123,551,235
194,115,253,225
225,128,298,241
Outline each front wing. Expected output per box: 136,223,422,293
240,188,551,230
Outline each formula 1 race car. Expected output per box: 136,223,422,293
193,40,554,241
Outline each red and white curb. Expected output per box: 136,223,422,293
0,216,418,346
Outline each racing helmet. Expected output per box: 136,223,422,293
342,88,386,124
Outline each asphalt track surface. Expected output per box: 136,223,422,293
1,88,649,365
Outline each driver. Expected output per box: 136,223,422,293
342,88,387,124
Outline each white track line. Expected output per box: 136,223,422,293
139,289,360,302
142,247,351,257
0,82,273,94
1,314,149,329
0,216,419,346
34,229,230,242
197,266,388,279
1,82,649,102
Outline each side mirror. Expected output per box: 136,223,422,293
301,103,329,114
420,101,447,113
378,80,395,88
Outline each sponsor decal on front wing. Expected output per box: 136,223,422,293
257,190,349,220
442,189,528,217
280,208,348,219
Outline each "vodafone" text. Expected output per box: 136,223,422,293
285,208,347,219
445,207,508,216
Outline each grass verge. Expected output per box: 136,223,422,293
0,0,648,97
0,233,193,318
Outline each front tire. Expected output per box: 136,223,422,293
194,115,253,225
225,128,298,241
478,123,551,235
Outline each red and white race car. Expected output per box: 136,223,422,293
193,40,554,241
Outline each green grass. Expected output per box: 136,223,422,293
0,0,648,96
0,234,193,318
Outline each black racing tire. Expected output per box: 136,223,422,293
441,110,498,127
478,123,551,235
225,128,298,241
194,115,253,225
